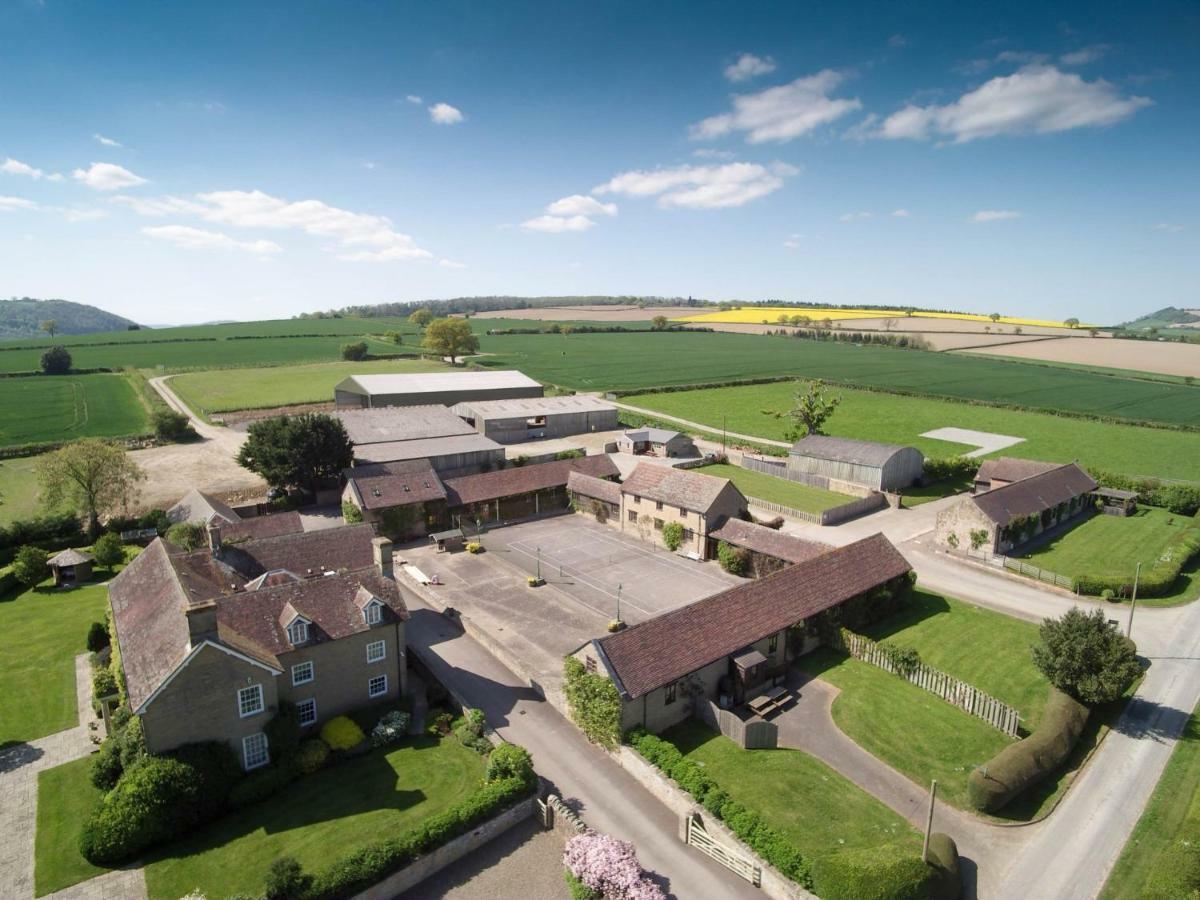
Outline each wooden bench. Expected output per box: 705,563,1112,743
747,684,791,717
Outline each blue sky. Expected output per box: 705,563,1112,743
0,0,1196,325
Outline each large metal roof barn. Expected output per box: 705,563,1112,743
334,370,543,409
788,435,924,492
453,395,619,443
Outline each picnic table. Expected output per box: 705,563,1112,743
747,684,791,717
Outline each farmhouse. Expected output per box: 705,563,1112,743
453,395,619,443
788,435,924,492
617,463,747,560
935,461,1098,553
166,488,304,542
47,548,94,585
108,523,409,769
342,459,448,539
443,454,620,526
334,370,543,410
577,534,912,734
616,428,697,458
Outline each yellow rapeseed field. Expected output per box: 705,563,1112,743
677,307,1085,328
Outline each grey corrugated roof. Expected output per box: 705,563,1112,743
623,428,683,443
620,462,737,514
353,433,504,465
337,370,541,396
454,395,615,418
333,405,475,445
789,435,918,468
971,463,1098,525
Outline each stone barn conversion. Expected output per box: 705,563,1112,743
707,517,831,577
443,454,620,528
935,461,1098,554
453,395,619,443
575,534,912,735
342,459,448,539
617,463,747,560
166,489,304,542
334,370,543,410
787,435,924,492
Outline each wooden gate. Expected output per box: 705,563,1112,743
685,814,761,886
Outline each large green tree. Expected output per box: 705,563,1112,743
1031,608,1142,705
422,317,480,364
37,439,145,537
407,307,433,328
236,413,354,491
780,379,841,441
40,345,72,375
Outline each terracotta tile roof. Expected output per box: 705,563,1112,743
204,523,379,581
620,463,740,515
971,463,1097,526
47,548,94,566
707,517,831,564
974,457,1063,487
344,460,447,510
789,435,917,467
219,512,305,543
567,470,622,506
595,534,912,699
444,455,619,507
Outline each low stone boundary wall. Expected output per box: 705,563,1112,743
545,793,589,839
352,798,537,900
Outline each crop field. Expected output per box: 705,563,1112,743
0,457,40,523
622,382,1200,481
476,330,1200,427
0,374,149,448
677,306,1087,329
169,358,451,415
960,336,1200,380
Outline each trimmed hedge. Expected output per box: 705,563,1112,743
1075,526,1200,598
1090,468,1200,516
926,833,963,900
810,848,937,900
967,686,1090,813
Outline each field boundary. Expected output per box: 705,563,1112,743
747,493,887,526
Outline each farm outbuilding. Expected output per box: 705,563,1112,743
332,405,476,446
453,395,619,444
351,433,506,475
787,436,924,492
616,428,697,458
47,548,94,585
334,370,543,410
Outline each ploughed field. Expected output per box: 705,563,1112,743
960,336,1200,381
0,373,148,448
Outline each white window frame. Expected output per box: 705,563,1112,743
364,601,382,626
368,674,388,698
242,732,269,770
286,619,309,645
296,698,317,727
366,639,386,664
237,684,264,718
291,660,314,686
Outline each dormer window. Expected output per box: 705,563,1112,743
286,618,310,645
364,601,383,626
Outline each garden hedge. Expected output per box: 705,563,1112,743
926,833,963,900
1075,527,1200,598
810,847,937,900
967,687,1090,813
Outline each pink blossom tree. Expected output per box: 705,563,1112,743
564,832,666,900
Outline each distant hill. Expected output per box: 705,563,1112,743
1118,306,1200,331
0,298,139,340
305,296,705,319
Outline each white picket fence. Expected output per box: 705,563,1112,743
840,630,1021,737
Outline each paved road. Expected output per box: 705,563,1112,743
405,598,762,900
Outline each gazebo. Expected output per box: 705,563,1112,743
47,549,95,586
1093,488,1138,517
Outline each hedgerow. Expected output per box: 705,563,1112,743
1075,526,1200,597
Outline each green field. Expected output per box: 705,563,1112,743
170,357,451,415
476,329,1200,427
695,462,856,514
623,382,1200,481
0,373,149,449
0,457,41,524
1101,705,1200,899
662,720,921,862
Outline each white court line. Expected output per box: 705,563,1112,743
505,541,655,618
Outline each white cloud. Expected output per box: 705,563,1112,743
1060,45,1109,66
891,208,910,217
888,34,908,48
1153,222,1183,233
143,224,283,255
692,70,862,143
2,157,63,181
594,161,798,210
118,189,433,262
520,214,596,233
725,53,777,83
783,233,803,248
970,209,1021,222
93,133,123,148
693,148,736,160
545,194,618,218
73,162,148,191
839,211,872,222
877,65,1151,142
438,258,467,269
59,207,108,222
361,160,378,170
428,102,464,125
405,94,423,105
0,195,38,211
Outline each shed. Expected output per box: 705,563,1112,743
47,548,95,586
787,435,923,492
453,395,619,443
334,370,543,410
616,428,697,458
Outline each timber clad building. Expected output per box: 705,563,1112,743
787,435,924,492
334,371,543,410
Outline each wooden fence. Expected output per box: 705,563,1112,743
839,630,1021,737
695,699,777,749
747,493,887,527
686,814,762,887
953,547,1076,592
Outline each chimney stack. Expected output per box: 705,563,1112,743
372,536,394,579
207,521,222,556
185,599,219,648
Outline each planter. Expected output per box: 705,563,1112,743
527,576,544,587
607,619,626,633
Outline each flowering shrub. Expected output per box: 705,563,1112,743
319,716,365,752
563,832,666,900
466,541,482,554
371,710,411,747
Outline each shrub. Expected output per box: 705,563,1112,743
661,521,684,552
465,541,482,553
485,743,535,788
266,702,303,762
1031,608,1141,704
563,832,666,900
923,456,978,483
926,833,963,900
91,666,118,700
429,711,454,736
455,708,491,754
341,341,369,361
881,643,921,678
716,540,749,576
90,738,125,790
229,761,300,809
12,545,49,586
151,409,197,442
91,531,125,571
370,710,411,748
810,847,937,900
40,345,72,375
967,687,1090,812
563,657,621,748
265,856,311,900
168,741,243,819
320,716,366,752
166,521,206,551
565,868,603,900
297,738,332,774
86,620,110,653
341,501,363,524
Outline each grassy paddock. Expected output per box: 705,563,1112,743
0,373,149,448
0,456,41,524
168,357,450,415
35,758,107,895
622,382,1200,481
695,462,856,514
662,720,921,861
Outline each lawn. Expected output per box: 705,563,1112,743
1020,507,1199,592
622,382,1200,482
899,475,974,508
142,736,485,899
0,456,41,524
662,719,921,862
169,357,452,415
0,576,116,745
1101,704,1200,899
35,758,107,896
0,373,150,448
695,462,856,514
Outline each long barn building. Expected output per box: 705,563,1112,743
334,370,543,410
787,435,924,492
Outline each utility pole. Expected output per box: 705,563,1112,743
722,415,727,455
922,780,938,863
536,546,542,582
1127,561,1141,638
